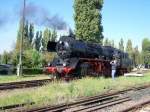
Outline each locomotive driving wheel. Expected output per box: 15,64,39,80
80,63,90,77
52,73,61,80
55,73,61,80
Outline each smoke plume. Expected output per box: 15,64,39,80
19,3,67,30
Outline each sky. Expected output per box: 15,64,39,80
0,0,150,54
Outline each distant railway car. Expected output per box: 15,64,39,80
45,35,132,79
0,64,14,75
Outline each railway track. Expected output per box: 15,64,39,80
0,79,52,90
119,100,150,112
2,84,149,112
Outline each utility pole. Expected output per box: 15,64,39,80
17,0,26,76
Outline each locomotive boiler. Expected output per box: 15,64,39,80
46,35,132,79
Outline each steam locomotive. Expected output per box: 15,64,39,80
45,35,132,79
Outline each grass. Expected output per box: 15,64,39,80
0,73,150,107
0,74,50,83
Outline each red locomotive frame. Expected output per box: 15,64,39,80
45,58,129,79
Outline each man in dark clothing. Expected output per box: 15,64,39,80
110,59,118,80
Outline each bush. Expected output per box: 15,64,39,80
23,68,43,75
13,68,43,75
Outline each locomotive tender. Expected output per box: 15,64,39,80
46,35,132,79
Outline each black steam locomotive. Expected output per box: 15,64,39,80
46,35,132,79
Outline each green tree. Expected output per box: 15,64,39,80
142,38,150,52
29,23,34,44
110,40,114,47
103,38,112,46
23,50,32,68
15,19,23,52
11,51,19,66
18,49,43,68
126,39,133,59
31,49,42,67
15,20,30,52
51,29,57,41
42,52,56,65
74,0,103,44
119,38,124,51
34,31,40,51
104,38,109,46
142,38,150,66
1,51,10,64
43,28,51,50
133,46,141,66
23,21,30,50
33,31,42,51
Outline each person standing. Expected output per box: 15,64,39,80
110,58,118,80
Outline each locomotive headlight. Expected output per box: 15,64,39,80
48,62,51,66
63,62,67,67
